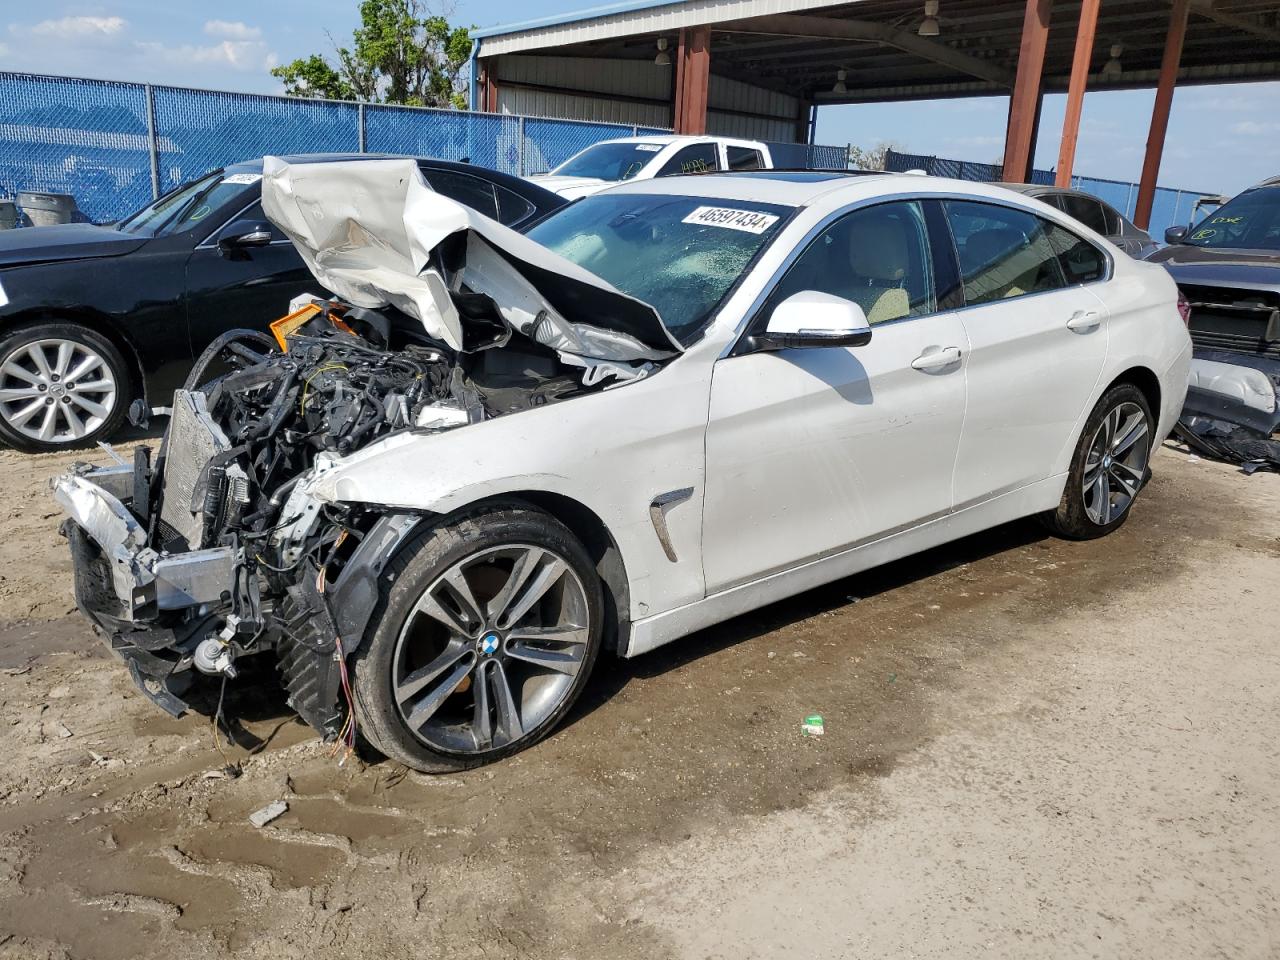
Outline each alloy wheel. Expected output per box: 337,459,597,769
391,543,591,754
0,338,118,444
1082,400,1150,525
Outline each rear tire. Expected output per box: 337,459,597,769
1043,383,1154,540
0,321,130,453
349,504,604,773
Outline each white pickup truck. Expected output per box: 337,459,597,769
527,135,775,200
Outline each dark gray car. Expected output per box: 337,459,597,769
998,183,1158,259
1147,176,1280,468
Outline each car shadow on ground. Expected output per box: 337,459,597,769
565,516,1050,729
168,514,1049,761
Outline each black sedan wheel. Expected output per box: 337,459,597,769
0,323,129,452
350,504,603,772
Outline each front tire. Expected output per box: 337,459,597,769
350,504,604,773
1044,383,1154,540
0,322,130,452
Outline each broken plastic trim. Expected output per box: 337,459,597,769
1177,356,1280,470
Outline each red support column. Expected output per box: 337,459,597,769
485,67,499,113
1055,0,1101,187
1002,0,1053,183
674,25,711,135
1134,0,1190,229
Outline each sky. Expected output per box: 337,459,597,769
2,1,1276,196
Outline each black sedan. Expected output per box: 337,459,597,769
0,154,565,452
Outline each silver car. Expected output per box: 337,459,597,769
999,183,1158,259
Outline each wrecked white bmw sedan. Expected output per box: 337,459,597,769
54,160,1192,772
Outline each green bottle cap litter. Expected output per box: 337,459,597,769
801,714,825,737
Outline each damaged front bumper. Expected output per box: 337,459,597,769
1176,355,1280,469
53,465,235,715
54,460,422,736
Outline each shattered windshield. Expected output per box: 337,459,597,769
550,142,665,182
526,193,791,344
1185,187,1280,250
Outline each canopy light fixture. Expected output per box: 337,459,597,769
832,69,848,94
655,37,671,66
1101,42,1123,79
918,0,941,37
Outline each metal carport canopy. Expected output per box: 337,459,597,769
472,0,1280,105
473,0,1280,225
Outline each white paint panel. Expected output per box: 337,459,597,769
480,0,851,56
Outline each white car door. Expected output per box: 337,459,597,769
701,200,969,593
943,199,1110,506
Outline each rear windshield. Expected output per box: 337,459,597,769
550,142,665,182
1185,187,1280,250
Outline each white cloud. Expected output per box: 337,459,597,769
135,38,276,71
203,20,261,41
26,15,125,38
1231,120,1280,136
1187,95,1261,113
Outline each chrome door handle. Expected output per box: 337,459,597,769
911,346,963,371
1066,310,1102,332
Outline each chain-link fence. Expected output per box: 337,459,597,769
0,70,864,225
0,71,681,224
883,148,1217,240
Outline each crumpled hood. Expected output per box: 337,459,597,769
1148,244,1280,292
261,157,679,363
0,222,147,268
525,174,610,199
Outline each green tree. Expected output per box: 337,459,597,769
272,0,473,109
846,141,898,171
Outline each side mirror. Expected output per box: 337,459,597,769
217,220,274,252
1164,225,1189,245
750,291,873,352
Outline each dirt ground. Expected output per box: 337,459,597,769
0,439,1276,960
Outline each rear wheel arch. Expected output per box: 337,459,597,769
1107,365,1162,422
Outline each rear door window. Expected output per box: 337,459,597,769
657,143,719,177
1058,194,1109,234
1045,221,1108,284
726,146,764,171
421,168,499,220
1098,201,1122,235
944,200,1067,304
494,185,536,227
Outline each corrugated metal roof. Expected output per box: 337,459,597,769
474,0,849,55
473,0,688,38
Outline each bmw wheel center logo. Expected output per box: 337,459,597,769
480,633,501,656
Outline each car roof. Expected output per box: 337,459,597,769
996,182,1050,195
600,171,1074,208
590,134,760,148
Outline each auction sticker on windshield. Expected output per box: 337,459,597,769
682,206,780,234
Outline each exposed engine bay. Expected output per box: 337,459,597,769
52,156,677,745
